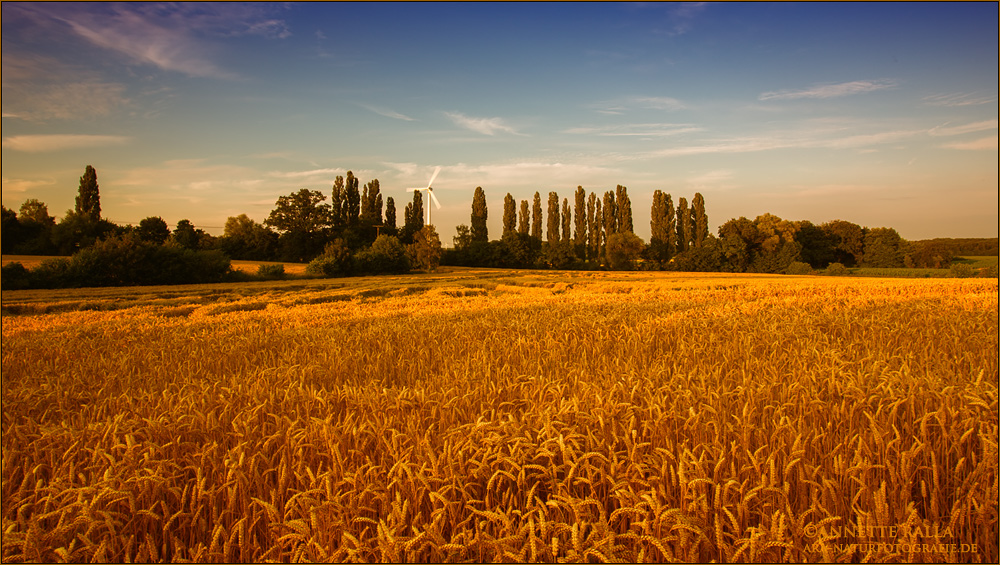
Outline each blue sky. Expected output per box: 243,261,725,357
2,2,997,242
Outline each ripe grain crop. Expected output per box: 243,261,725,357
2,272,997,562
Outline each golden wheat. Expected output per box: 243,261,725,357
1,272,997,562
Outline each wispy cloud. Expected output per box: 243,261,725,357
444,112,524,136
564,123,701,137
592,96,686,115
923,92,997,107
928,119,998,137
664,2,708,36
1,53,131,121
357,103,415,122
0,177,56,195
13,3,291,79
941,136,998,151
2,134,130,152
759,79,896,101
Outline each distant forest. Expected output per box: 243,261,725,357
2,165,997,288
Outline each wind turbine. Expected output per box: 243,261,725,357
406,166,442,226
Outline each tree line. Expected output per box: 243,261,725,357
2,164,997,288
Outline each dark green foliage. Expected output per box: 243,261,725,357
137,216,170,244
546,192,560,243
502,193,517,237
616,185,633,234
173,219,206,250
822,220,864,267
561,198,571,243
344,171,361,227
498,232,539,268
76,165,101,221
354,235,409,274
401,191,424,244
9,234,231,288
586,193,598,261
385,197,397,234
361,179,383,226
410,225,442,271
648,191,676,264
306,239,353,277
785,261,814,275
256,264,286,280
950,263,976,278
794,221,837,268
668,236,724,272
51,210,116,255
691,192,708,248
265,188,331,261
1,262,31,290
573,187,586,257
220,214,278,260
605,232,644,270
1,206,19,254
602,191,617,239
676,197,690,253
912,237,999,256
518,200,530,235
904,240,955,268
862,227,905,268
531,192,542,242
542,240,577,269
471,187,488,242
825,262,850,276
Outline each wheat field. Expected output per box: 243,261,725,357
1,271,997,563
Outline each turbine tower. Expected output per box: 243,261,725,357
406,166,442,226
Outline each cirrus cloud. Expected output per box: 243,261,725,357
444,112,524,136
759,79,896,101
2,134,131,152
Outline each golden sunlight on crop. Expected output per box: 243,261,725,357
1,272,997,562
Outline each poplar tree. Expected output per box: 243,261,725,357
665,193,677,257
330,176,346,230
650,190,667,247
519,200,530,234
615,185,633,234
503,193,517,237
385,197,397,232
677,197,691,253
692,192,708,248
574,186,586,256
546,192,560,243
344,171,361,226
76,165,101,221
594,196,603,260
561,198,571,243
471,186,488,242
586,192,597,260
531,192,542,241
602,191,617,239
361,179,383,226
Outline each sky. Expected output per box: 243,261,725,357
2,2,997,243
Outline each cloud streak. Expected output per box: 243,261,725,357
358,104,415,121
759,79,896,101
2,134,130,152
444,112,523,136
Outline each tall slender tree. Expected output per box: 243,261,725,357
385,196,397,233
650,190,667,247
330,176,346,230
677,197,691,253
587,192,597,260
502,193,517,237
602,191,617,239
471,186,488,242
518,200,530,234
360,179,383,226
615,185,633,234
594,196,603,261
665,193,677,258
561,198,571,243
76,165,101,221
573,186,586,257
691,192,708,248
546,192,560,243
531,192,542,241
344,171,361,226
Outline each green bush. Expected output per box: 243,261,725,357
0,262,31,290
785,261,813,275
306,239,353,277
825,262,850,276
354,235,409,274
256,264,286,280
950,263,975,278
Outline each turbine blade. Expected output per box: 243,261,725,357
426,166,441,188
429,189,442,209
